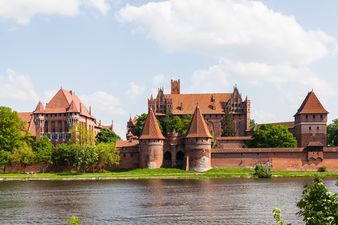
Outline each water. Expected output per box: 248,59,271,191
0,178,337,225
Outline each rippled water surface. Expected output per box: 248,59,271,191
0,178,337,225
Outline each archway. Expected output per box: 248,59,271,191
176,151,185,169
163,151,172,168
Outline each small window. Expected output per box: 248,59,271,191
306,115,308,119
321,115,323,119
317,126,319,130
309,126,312,131
123,154,126,158
313,115,315,119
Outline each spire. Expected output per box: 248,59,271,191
186,105,212,138
295,91,328,115
34,101,44,113
67,100,79,113
139,108,165,140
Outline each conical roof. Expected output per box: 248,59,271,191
139,108,165,140
34,101,44,113
295,91,328,115
186,105,212,138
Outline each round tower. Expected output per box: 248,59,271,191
185,105,212,172
139,108,165,169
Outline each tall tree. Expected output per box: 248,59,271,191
96,128,120,144
248,124,297,148
0,150,11,173
11,143,36,171
0,106,27,152
327,119,338,146
70,123,95,146
134,113,148,136
221,108,236,137
33,136,54,165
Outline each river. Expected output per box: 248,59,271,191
0,178,337,225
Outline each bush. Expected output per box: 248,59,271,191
318,166,327,172
254,164,272,178
67,216,80,225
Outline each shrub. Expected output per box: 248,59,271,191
318,166,327,172
67,216,80,225
254,164,272,178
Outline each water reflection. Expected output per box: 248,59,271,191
0,178,337,225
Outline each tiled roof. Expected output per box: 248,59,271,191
307,141,324,147
116,140,140,148
35,88,92,118
166,93,232,115
139,108,165,140
296,91,328,115
216,136,252,141
34,101,44,113
186,105,212,138
212,148,305,153
256,121,295,129
18,112,36,136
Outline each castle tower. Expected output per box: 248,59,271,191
171,79,180,94
185,105,212,172
294,91,328,147
139,108,165,169
33,101,45,139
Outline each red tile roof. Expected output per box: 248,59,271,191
296,91,328,115
139,108,165,140
165,93,232,115
186,105,212,138
18,112,36,136
116,140,140,148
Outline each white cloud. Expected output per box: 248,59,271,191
0,69,39,102
118,0,337,65
152,74,169,86
80,91,124,116
127,82,145,99
0,0,111,25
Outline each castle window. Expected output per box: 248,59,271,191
309,126,312,131
321,115,323,119
123,154,126,158
313,115,315,119
306,115,308,119
317,126,319,130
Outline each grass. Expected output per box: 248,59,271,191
1,168,338,181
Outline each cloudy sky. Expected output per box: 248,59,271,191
0,0,337,137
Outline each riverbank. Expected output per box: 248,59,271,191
1,168,338,181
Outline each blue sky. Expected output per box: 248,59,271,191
0,0,337,137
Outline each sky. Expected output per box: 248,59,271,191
0,0,337,138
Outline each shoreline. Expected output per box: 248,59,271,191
0,168,338,181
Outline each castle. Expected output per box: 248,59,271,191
117,80,338,171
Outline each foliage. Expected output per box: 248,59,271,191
70,123,95,146
248,124,297,148
273,208,291,225
221,108,236,137
161,113,192,135
318,166,327,173
297,176,338,225
11,143,36,168
134,113,148,136
250,119,256,129
0,106,27,152
0,150,11,173
254,164,272,178
96,143,119,168
33,136,53,165
327,119,338,146
96,128,120,144
67,216,81,225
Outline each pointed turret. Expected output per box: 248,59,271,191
67,100,79,113
295,91,328,115
34,101,44,113
186,105,212,138
139,108,165,140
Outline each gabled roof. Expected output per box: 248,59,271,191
34,101,44,113
139,108,165,140
37,88,92,117
186,105,212,138
295,91,328,115
18,112,36,136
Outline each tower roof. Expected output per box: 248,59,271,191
295,91,328,115
139,108,165,140
186,105,212,138
34,101,44,113
67,100,79,113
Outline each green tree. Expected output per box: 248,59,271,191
33,136,53,165
297,176,338,225
96,142,120,169
11,143,36,171
254,164,272,178
134,113,148,136
0,150,11,173
327,119,338,146
250,119,256,129
248,124,297,148
221,108,236,137
0,106,27,152
96,128,120,144
70,124,95,146
162,114,192,135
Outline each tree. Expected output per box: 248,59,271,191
250,119,256,129
11,143,36,171
134,113,148,136
33,136,53,165
0,106,27,152
221,108,236,137
297,176,338,225
0,150,11,173
327,119,338,146
254,164,272,178
96,143,120,169
161,114,192,135
70,123,95,146
96,128,120,144
248,124,297,148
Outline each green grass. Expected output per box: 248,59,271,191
0,168,338,181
